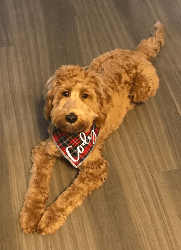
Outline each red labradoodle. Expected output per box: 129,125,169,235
20,22,164,235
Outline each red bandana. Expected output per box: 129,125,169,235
52,124,100,168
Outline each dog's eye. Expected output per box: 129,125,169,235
62,91,69,97
82,93,89,99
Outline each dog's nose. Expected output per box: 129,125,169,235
66,112,78,124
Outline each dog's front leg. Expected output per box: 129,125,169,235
37,157,108,235
19,140,60,234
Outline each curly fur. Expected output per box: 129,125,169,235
19,22,164,235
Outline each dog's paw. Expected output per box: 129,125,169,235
19,206,45,234
37,207,65,235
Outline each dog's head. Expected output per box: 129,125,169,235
44,65,109,133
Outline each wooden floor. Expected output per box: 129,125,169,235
1,0,181,249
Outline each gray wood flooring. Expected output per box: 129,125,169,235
1,0,181,249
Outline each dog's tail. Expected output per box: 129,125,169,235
136,21,164,60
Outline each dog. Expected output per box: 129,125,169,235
19,22,164,235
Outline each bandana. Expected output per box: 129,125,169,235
52,124,100,168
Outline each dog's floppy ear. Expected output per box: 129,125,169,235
44,75,55,120
86,70,111,129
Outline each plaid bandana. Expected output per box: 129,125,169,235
52,124,100,168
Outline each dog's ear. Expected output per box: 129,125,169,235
86,71,111,129
44,75,55,120
94,85,110,129
95,112,107,129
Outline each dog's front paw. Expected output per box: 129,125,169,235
37,207,65,235
19,206,45,234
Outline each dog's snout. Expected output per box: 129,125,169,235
66,112,78,124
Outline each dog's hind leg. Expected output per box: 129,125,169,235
19,140,59,234
37,156,108,235
129,61,159,103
